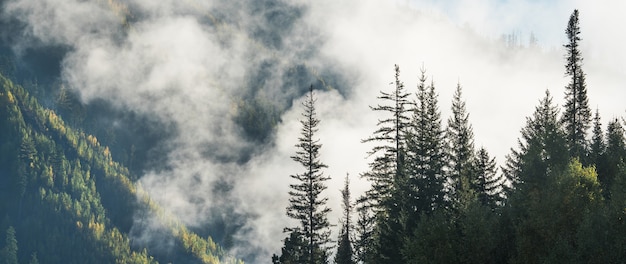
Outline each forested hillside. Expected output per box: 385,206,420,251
0,73,242,263
0,0,625,263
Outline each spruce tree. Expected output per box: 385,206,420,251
562,9,591,160
273,231,307,264
503,90,569,195
361,65,411,263
335,174,354,264
601,119,626,199
1,226,18,264
283,86,332,264
353,201,375,264
473,147,503,209
362,64,411,208
406,67,446,215
446,82,476,209
589,109,605,166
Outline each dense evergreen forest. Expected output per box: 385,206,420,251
0,73,243,263
272,10,626,264
0,0,624,263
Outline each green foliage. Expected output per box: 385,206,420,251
446,82,477,210
562,9,591,160
273,231,307,264
360,64,412,263
0,72,241,263
1,227,18,264
282,86,331,263
335,174,354,264
405,67,446,215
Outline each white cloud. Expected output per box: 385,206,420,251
4,0,625,262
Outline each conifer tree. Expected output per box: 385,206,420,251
1,226,18,264
589,109,605,166
601,119,626,199
273,231,307,264
335,174,354,264
353,201,375,264
473,147,503,209
503,90,569,195
362,64,411,209
562,9,591,160
361,64,411,263
446,82,476,208
406,67,446,215
283,86,332,264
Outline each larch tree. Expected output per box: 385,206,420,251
283,85,332,264
446,82,476,209
361,64,411,263
562,9,591,160
335,174,354,264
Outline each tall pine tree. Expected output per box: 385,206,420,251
335,174,354,264
503,90,569,196
361,64,411,263
446,82,476,209
601,119,626,199
589,108,605,167
473,147,503,209
562,9,591,160
406,67,446,216
282,86,332,264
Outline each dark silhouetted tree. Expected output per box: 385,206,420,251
589,108,605,166
473,147,503,209
562,9,591,160
503,90,569,195
272,231,307,264
361,64,411,263
283,86,332,264
335,174,354,264
406,67,446,216
600,119,626,199
446,82,476,209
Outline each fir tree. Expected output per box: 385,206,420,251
473,147,504,209
29,252,39,264
589,109,605,166
273,231,307,264
335,174,354,264
353,201,375,264
361,64,411,263
562,9,591,160
406,67,446,216
446,82,476,209
503,90,569,195
1,226,18,264
283,86,332,264
362,64,411,209
601,119,626,199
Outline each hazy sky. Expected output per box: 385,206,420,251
4,0,625,262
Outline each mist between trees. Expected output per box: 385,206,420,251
271,9,626,264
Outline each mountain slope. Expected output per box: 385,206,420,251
0,72,242,263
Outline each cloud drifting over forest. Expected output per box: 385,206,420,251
4,0,625,261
